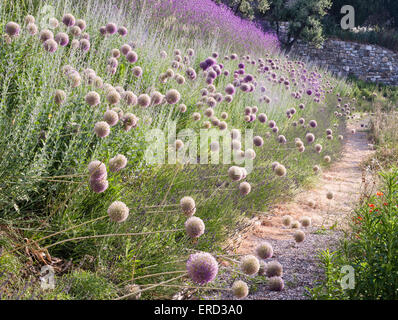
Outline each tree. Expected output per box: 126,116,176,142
266,0,332,52
229,0,270,20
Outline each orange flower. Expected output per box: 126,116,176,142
383,203,388,206
369,204,375,208
376,192,383,196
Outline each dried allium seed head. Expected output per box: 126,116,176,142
43,39,58,52
109,154,127,172
300,216,311,228
306,133,315,143
126,50,138,63
192,112,201,121
179,104,187,113
239,182,251,196
132,66,143,77
70,25,81,37
106,90,121,105
186,252,218,285
185,216,205,238
241,255,260,276
62,13,75,27
326,191,333,200
253,136,264,147
85,91,101,107
137,94,151,108
324,155,331,163
88,160,107,179
228,166,243,181
174,139,184,151
49,17,59,28
55,32,69,46
5,22,20,37
94,121,110,138
54,89,66,104
107,201,129,223
103,110,119,126
266,261,283,277
268,276,284,291
90,177,108,193
245,148,256,160
274,164,286,177
293,230,305,243
180,196,196,216
105,22,117,34
79,39,90,52
282,215,292,227
232,280,249,299
27,23,38,35
256,242,273,259
315,144,322,153
25,15,35,25
123,91,137,106
117,26,128,36
39,29,53,42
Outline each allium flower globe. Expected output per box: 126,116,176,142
107,201,129,223
186,252,218,285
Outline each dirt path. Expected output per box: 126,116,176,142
206,117,376,300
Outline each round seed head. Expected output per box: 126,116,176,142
5,22,20,37
109,154,127,173
106,90,121,105
306,133,315,143
232,280,249,299
55,32,69,46
39,29,53,42
94,121,110,138
180,196,196,216
24,15,35,25
291,220,300,228
256,242,273,259
123,91,137,106
90,177,108,193
241,255,260,276
27,23,38,35
282,215,292,227
79,39,90,51
268,276,284,291
62,13,75,27
266,261,283,277
228,166,243,181
105,22,117,34
326,191,333,200
107,201,129,223
185,216,205,238
126,50,138,63
85,91,101,107
293,230,305,243
186,252,218,285
137,94,151,108
274,164,287,177
253,136,264,147
192,112,201,121
132,66,143,77
300,216,311,227
315,144,322,153
239,182,251,196
88,160,107,180
117,26,128,36
54,89,66,104
324,155,331,163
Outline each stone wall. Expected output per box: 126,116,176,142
278,22,398,86
291,39,398,86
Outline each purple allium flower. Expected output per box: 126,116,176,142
5,22,20,37
62,13,75,27
79,39,90,51
117,26,128,36
106,23,117,34
306,89,312,96
238,63,245,69
55,32,69,46
309,120,317,128
43,39,58,53
99,26,107,35
126,51,138,63
268,120,276,129
186,252,218,285
90,177,108,193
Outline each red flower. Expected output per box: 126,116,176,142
369,204,375,208
376,192,383,196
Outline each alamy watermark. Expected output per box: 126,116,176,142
341,5,355,30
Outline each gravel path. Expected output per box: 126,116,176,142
203,117,375,300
